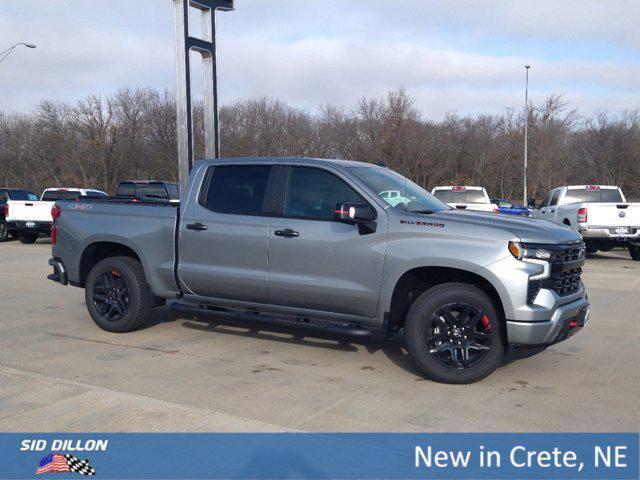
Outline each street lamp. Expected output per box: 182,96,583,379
523,64,531,205
0,42,37,65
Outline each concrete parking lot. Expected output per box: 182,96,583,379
1,240,638,432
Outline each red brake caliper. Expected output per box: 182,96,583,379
481,315,492,332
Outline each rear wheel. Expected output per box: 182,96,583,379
0,221,10,242
405,283,504,384
629,245,640,261
17,232,38,244
85,256,153,332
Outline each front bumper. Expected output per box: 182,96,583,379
507,297,590,346
47,257,68,285
15,220,52,235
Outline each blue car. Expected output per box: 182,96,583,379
492,199,530,216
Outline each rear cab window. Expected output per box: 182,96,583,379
563,187,624,204
433,189,488,204
42,190,82,201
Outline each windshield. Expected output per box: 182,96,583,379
433,189,488,204
8,190,38,201
563,188,624,203
347,166,450,213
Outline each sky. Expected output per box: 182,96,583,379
1,0,639,120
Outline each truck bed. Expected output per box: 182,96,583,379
54,199,180,298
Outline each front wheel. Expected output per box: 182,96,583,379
85,256,153,332
404,283,504,384
17,232,38,244
630,245,640,261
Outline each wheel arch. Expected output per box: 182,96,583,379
79,241,142,287
385,266,506,336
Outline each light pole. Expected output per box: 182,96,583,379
523,64,530,205
0,42,36,65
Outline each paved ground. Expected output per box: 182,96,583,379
0,239,638,432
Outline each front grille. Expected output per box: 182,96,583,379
558,246,585,263
544,243,585,297
526,242,585,303
546,267,583,296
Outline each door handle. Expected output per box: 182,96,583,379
549,209,555,213
186,222,208,231
274,229,299,238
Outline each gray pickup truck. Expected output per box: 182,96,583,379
48,158,590,383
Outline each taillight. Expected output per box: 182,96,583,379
577,207,588,223
493,208,500,213
51,205,61,245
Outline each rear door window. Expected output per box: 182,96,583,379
202,165,272,216
550,189,561,206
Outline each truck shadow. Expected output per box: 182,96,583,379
176,314,426,377
148,308,527,379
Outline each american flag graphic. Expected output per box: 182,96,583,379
36,453,96,476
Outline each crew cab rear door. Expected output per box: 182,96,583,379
267,165,387,319
177,164,277,303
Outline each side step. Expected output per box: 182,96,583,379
170,302,375,339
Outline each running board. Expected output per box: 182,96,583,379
170,302,375,338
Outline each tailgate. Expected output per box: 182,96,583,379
6,201,54,222
587,203,640,227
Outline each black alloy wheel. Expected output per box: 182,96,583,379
426,302,493,369
92,270,131,322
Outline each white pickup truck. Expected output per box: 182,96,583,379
6,188,107,243
534,185,640,260
431,186,498,213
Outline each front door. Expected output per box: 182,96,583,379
178,164,275,303
267,165,387,318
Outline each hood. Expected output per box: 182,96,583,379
433,209,582,244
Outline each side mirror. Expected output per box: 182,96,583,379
335,203,377,234
527,198,537,209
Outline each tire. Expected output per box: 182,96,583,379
404,283,504,384
519,212,529,217
585,242,598,254
85,256,153,332
17,232,38,244
629,245,640,261
0,221,10,242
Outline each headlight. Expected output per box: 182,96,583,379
508,241,552,280
508,241,556,261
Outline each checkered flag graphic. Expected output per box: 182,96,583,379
64,454,96,476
